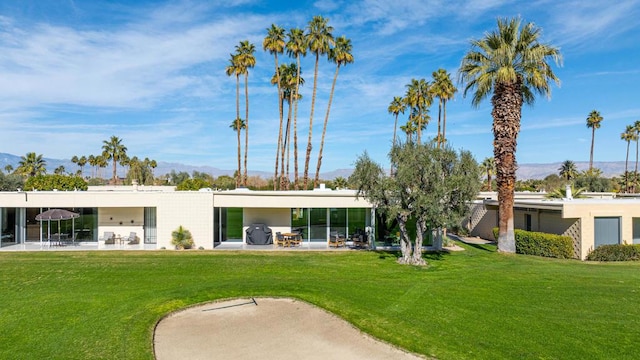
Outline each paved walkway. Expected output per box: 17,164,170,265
154,298,426,360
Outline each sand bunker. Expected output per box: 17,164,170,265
154,297,424,360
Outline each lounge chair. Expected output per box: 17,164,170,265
126,232,139,245
101,231,115,245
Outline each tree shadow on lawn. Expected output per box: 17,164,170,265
376,249,452,262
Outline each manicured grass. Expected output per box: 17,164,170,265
1,242,639,359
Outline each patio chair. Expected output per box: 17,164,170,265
329,231,345,248
101,231,115,245
275,232,287,247
351,229,368,248
126,232,139,245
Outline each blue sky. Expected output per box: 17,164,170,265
0,0,639,174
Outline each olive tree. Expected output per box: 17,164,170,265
350,142,480,265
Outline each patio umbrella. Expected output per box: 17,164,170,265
36,209,80,245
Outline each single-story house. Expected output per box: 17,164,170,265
468,191,640,260
0,185,374,250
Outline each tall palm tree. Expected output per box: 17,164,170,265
229,118,246,187
101,135,127,184
404,78,431,143
621,125,636,193
96,155,108,179
586,110,603,171
71,155,79,171
272,63,304,190
480,157,496,191
400,120,417,143
558,160,578,182
87,155,96,178
54,165,65,175
264,24,286,190
17,152,47,177
459,17,561,253
226,53,243,187
286,27,307,190
314,35,353,187
431,69,457,148
634,120,640,193
303,15,334,189
236,40,256,187
4,164,13,174
78,156,87,178
388,96,406,175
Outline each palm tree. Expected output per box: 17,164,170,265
272,63,304,190
4,164,13,174
586,110,603,170
558,160,578,182
87,155,96,178
404,78,431,143
17,152,47,177
314,35,353,187
388,96,406,175
226,53,243,187
286,27,307,189
633,120,640,193
400,120,417,143
264,24,286,190
431,69,457,148
96,155,108,179
101,135,127,184
621,125,636,192
459,17,562,253
480,157,496,191
236,40,256,187
78,156,87,178
229,118,246,187
303,15,334,189
54,165,65,175
71,155,79,171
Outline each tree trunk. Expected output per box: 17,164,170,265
442,99,448,147
491,81,522,254
314,64,340,188
243,72,249,187
303,53,320,190
396,213,413,264
293,55,302,190
391,114,398,176
589,126,595,170
273,55,283,191
235,74,241,188
436,98,442,148
411,218,427,265
277,97,286,190
285,95,293,190
635,140,639,193
625,141,630,193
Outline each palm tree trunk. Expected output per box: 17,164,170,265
112,159,117,184
293,55,302,190
243,72,249,187
625,141,630,193
280,99,290,190
492,81,522,254
436,98,442,148
314,64,340,188
273,54,283,191
635,139,639,193
391,114,398,176
275,97,284,190
442,99,448,147
285,94,294,190
235,74,241,188
304,53,320,190
589,126,595,170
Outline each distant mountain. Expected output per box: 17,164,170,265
0,152,628,180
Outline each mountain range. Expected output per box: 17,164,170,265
0,152,628,180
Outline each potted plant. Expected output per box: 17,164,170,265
171,225,195,250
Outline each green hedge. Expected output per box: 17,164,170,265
493,228,574,259
586,244,640,261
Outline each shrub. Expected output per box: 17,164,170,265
171,226,195,250
493,228,574,259
587,244,640,261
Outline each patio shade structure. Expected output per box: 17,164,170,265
35,209,80,245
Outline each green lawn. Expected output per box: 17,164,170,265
1,242,639,359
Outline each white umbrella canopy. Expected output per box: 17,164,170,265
36,209,80,244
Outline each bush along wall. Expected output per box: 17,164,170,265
586,244,640,261
493,228,574,259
